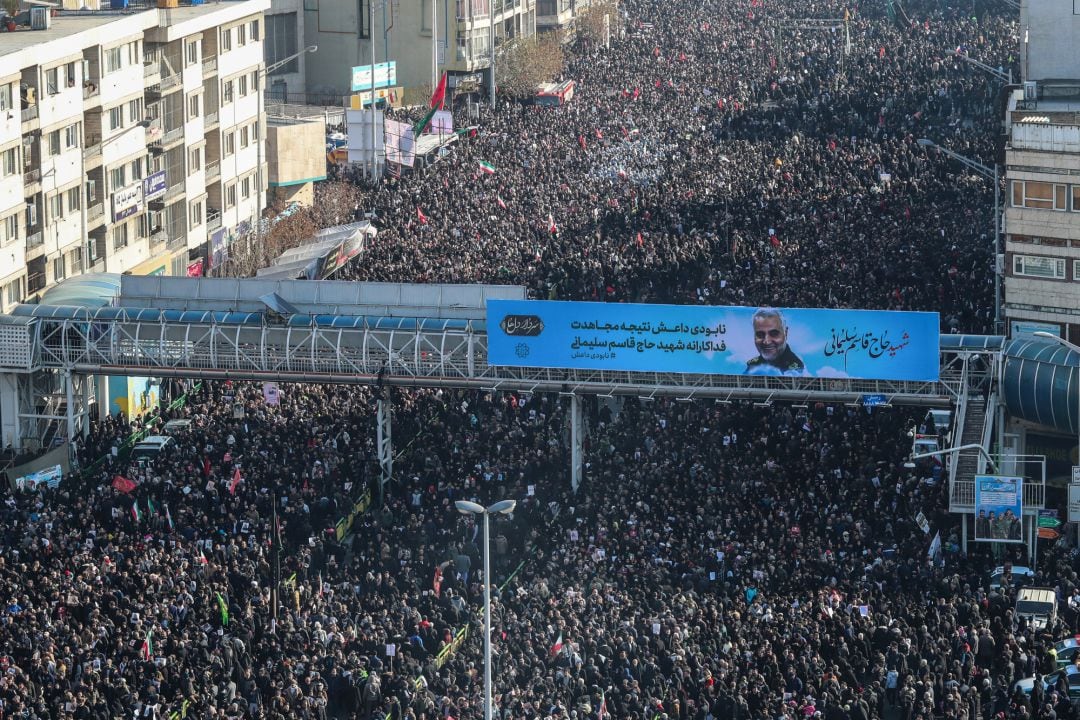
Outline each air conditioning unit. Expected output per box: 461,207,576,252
29,7,51,31
1023,81,1038,101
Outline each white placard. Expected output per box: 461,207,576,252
1069,482,1080,523
386,643,396,657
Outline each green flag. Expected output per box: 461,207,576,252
215,592,229,626
413,106,438,138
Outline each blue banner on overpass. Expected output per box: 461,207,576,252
486,300,940,382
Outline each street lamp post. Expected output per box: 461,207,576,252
1034,331,1080,546
917,138,1001,333
455,499,516,720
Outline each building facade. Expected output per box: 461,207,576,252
0,0,268,310
303,0,537,102
1002,2,1080,342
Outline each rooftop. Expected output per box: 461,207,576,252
0,11,142,58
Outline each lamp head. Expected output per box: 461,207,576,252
487,499,516,515
1033,331,1056,340
916,138,935,147
455,500,485,515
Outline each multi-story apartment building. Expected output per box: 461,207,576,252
303,0,537,102
0,0,268,310
1002,2,1080,342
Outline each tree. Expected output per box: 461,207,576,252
495,33,565,99
215,181,363,277
575,0,619,49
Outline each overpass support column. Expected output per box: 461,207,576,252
64,371,76,447
0,373,20,450
571,394,583,493
377,393,392,505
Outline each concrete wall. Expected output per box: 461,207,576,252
267,117,324,204
1023,1,1080,81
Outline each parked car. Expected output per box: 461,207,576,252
1012,665,1080,701
130,435,175,460
989,565,1036,590
1053,638,1080,668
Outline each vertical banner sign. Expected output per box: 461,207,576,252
486,300,940,381
974,475,1024,543
1038,508,1062,540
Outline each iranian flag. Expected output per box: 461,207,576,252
417,207,429,225
478,160,496,175
550,632,564,656
131,502,142,523
547,215,558,234
165,504,174,531
142,629,154,661
598,690,606,720
229,467,242,495
197,548,209,565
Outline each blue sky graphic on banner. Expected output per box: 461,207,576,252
486,300,940,382
974,475,1024,543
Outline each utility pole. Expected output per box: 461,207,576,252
489,0,496,109
369,0,379,181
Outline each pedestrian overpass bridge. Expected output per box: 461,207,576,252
0,275,1074,496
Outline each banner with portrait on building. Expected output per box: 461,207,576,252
974,474,1024,543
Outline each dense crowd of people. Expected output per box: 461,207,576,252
6,0,1072,719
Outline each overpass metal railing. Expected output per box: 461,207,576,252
19,316,966,403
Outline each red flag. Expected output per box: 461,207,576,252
229,467,242,495
433,565,443,597
578,135,587,151
879,46,886,59
547,215,558,235
636,232,643,247
496,196,507,210
594,128,603,139
417,207,428,225
550,632,564,656
769,228,780,247
429,72,448,110
112,475,137,494
679,52,687,62
632,87,640,100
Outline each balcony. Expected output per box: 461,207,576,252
155,126,184,148
144,63,161,83
27,272,46,294
26,231,43,250
207,208,222,232
202,55,218,75
164,183,185,202
159,74,182,92
204,111,219,129
21,105,38,123
83,82,101,102
87,203,105,227
206,161,220,181
149,228,167,247
23,168,40,186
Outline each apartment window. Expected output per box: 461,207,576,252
130,158,143,181
1013,254,1066,279
48,130,61,156
223,80,234,104
65,62,77,88
188,93,201,120
1011,180,1067,211
52,256,65,283
0,84,11,111
238,75,248,97
186,40,199,66
109,106,123,132
224,132,235,156
252,119,259,141
128,99,142,124
106,47,122,73
190,199,203,226
65,124,79,149
113,223,129,250
110,166,126,191
241,176,250,199
239,126,249,148
2,214,17,244
421,0,432,31
4,278,21,307
49,193,64,222
66,187,80,214
46,68,59,95
86,179,97,203
238,23,247,46
188,147,202,174
1074,259,1080,280
225,183,236,209
221,27,232,52
250,71,259,93
69,247,83,275
2,148,16,176
250,19,259,41
128,41,140,66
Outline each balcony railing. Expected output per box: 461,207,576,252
160,73,181,91
159,127,183,146
144,63,160,80
23,168,40,186
149,229,167,246
204,111,219,127
206,161,220,181
83,83,101,101
26,232,43,250
202,55,217,74
87,203,104,223
21,105,38,123
207,209,222,232
164,184,184,202
27,272,46,294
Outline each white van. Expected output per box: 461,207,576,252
131,435,175,460
1015,587,1057,632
